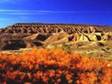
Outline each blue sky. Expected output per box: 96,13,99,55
0,0,112,27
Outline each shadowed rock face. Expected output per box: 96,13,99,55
0,33,51,50
35,34,51,41
0,40,26,50
0,23,112,50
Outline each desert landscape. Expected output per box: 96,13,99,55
0,23,112,84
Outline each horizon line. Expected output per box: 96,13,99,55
1,22,112,27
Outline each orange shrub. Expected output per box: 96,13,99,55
0,48,112,84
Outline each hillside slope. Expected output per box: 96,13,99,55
0,23,112,50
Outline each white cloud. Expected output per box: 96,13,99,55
0,10,51,15
0,0,18,3
0,10,111,15
0,0,10,2
0,10,91,15
0,0,9,2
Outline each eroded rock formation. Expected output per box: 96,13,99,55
0,23,112,50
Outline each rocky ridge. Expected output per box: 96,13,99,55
0,23,112,50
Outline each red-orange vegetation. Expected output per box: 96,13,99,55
0,48,112,84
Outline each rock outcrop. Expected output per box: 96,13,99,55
0,23,111,50
1,23,112,34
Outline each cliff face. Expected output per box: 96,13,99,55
0,23,112,50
